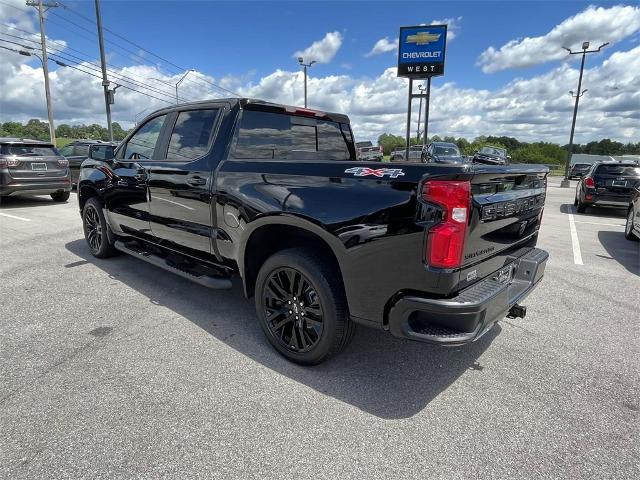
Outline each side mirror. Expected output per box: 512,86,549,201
89,144,115,161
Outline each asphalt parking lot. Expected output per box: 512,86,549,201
1,178,638,479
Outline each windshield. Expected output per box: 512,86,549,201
594,165,640,176
434,145,460,156
479,146,506,157
1,144,59,156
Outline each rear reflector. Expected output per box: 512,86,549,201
423,180,471,268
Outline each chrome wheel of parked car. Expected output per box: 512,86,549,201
625,208,638,241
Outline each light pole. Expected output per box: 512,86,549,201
175,69,194,104
134,108,150,126
560,41,608,188
151,69,194,104
297,57,316,108
416,84,426,142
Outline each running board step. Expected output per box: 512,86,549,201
114,240,232,290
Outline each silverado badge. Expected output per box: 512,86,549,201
344,167,405,179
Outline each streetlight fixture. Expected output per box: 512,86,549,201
560,41,609,188
151,69,195,104
297,57,316,108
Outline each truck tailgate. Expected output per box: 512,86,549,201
458,165,548,290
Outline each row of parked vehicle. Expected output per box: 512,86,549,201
360,142,512,165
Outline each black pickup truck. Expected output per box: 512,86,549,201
78,98,549,365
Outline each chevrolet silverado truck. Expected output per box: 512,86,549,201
78,98,549,365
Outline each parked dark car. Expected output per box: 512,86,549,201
625,181,640,241
78,98,549,365
0,137,71,201
425,142,464,164
355,141,383,162
569,163,591,180
575,161,640,213
59,139,118,186
473,146,510,165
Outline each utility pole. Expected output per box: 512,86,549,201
560,41,608,188
297,57,316,108
26,0,58,145
94,0,113,141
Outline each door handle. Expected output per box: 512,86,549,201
186,176,206,186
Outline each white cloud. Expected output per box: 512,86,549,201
293,31,343,64
366,17,462,57
365,37,397,57
478,5,640,73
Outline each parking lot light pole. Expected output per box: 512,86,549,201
297,57,316,108
416,84,426,142
560,41,609,188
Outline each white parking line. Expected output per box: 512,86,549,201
568,213,583,265
0,212,31,222
574,220,625,228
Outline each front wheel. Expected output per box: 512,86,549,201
51,191,70,202
625,208,639,241
82,197,118,258
255,248,354,365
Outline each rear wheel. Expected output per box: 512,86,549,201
51,191,70,202
255,248,354,365
576,198,587,213
625,207,638,241
82,197,118,258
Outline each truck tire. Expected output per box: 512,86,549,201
255,248,355,365
51,191,70,202
82,197,118,258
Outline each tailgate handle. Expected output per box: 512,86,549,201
186,176,206,186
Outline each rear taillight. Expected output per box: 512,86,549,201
0,158,20,167
423,180,471,269
57,158,68,167
585,177,595,188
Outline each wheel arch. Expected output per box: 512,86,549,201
240,216,347,301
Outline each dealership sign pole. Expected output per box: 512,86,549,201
397,25,447,160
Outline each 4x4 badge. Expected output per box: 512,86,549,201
344,167,405,179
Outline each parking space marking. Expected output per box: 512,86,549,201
574,220,625,228
0,212,31,222
568,213,583,265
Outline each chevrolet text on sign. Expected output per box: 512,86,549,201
397,24,447,78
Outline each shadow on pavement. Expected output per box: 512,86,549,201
65,238,498,419
559,203,627,218
598,231,640,276
0,194,75,209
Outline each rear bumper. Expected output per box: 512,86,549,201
0,179,71,196
582,193,631,208
387,248,548,345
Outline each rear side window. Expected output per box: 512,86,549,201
230,110,354,161
73,144,90,157
166,109,219,161
0,144,59,156
594,165,640,176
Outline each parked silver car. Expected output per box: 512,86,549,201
390,145,425,162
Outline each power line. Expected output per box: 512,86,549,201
0,33,200,102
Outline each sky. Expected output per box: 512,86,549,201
0,0,639,144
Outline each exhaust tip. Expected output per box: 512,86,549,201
507,304,527,319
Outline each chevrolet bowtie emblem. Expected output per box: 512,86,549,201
406,32,441,45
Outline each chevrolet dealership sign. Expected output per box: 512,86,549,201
397,25,447,77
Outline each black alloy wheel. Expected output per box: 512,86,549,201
82,197,118,258
262,267,324,353
625,208,638,241
84,204,103,253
